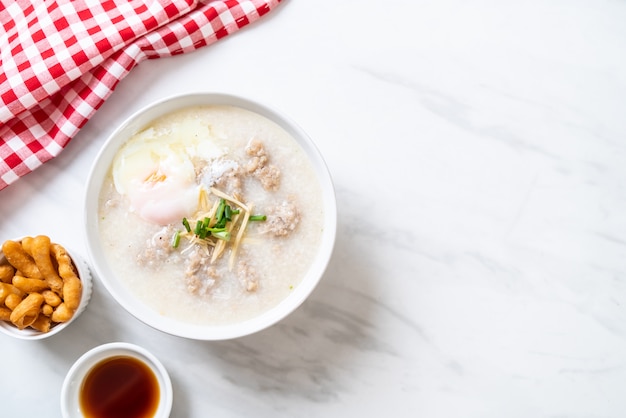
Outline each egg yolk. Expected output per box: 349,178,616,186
112,138,199,226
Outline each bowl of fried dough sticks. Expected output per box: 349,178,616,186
0,235,92,340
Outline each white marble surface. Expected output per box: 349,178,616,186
2,0,626,416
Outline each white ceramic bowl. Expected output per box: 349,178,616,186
84,92,336,340
61,342,173,418
0,239,92,340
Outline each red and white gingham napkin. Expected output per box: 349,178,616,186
0,0,281,190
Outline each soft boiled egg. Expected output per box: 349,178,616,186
112,127,202,226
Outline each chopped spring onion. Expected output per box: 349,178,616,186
212,230,231,241
173,188,265,264
171,230,181,248
216,199,226,221
216,219,227,229
193,217,213,239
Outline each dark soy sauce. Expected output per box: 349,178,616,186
80,356,160,418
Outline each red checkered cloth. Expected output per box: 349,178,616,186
0,0,281,190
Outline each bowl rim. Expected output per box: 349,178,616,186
0,239,92,340
84,92,337,340
60,342,173,418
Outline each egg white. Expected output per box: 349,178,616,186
112,128,204,226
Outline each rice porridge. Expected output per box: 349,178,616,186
97,105,324,325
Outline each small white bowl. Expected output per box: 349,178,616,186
60,342,173,418
0,240,92,340
84,92,337,340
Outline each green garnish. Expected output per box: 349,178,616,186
182,218,191,232
172,189,267,264
171,230,181,248
215,199,226,222
212,230,231,241
194,217,213,239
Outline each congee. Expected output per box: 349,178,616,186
97,105,324,325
